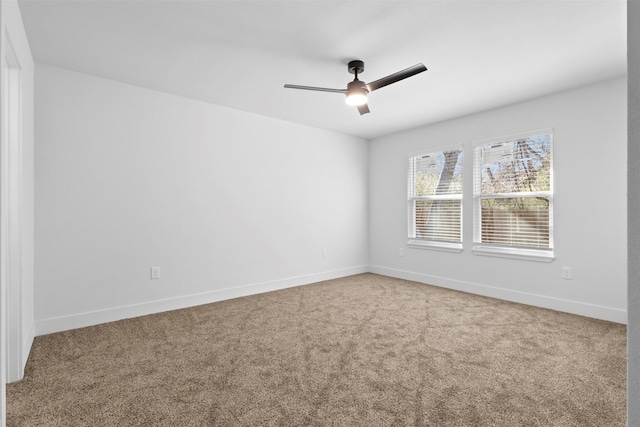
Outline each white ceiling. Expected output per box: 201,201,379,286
18,0,627,140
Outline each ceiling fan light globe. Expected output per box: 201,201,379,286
345,93,368,106
345,80,368,106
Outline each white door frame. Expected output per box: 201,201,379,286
1,27,23,424
0,42,9,427
3,31,22,384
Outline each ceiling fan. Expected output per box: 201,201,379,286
284,60,427,115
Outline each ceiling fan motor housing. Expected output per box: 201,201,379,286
347,79,368,94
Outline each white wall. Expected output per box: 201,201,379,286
34,64,368,335
628,0,639,423
369,77,627,323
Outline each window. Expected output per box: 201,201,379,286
473,131,553,261
407,147,463,252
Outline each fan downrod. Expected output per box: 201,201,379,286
347,60,365,75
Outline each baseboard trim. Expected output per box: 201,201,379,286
20,320,35,379
35,263,627,336
35,265,369,336
6,320,36,383
369,265,627,324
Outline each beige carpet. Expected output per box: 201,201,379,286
7,273,626,426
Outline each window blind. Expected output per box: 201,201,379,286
408,149,463,243
474,134,553,250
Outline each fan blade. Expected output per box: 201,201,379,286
284,84,346,94
357,103,370,115
366,63,427,92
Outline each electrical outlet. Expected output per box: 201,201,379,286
150,266,161,280
561,266,572,280
399,248,404,257
322,249,327,258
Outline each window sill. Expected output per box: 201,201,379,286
472,245,554,262
407,239,463,253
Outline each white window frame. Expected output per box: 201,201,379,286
472,130,554,262
407,146,463,253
